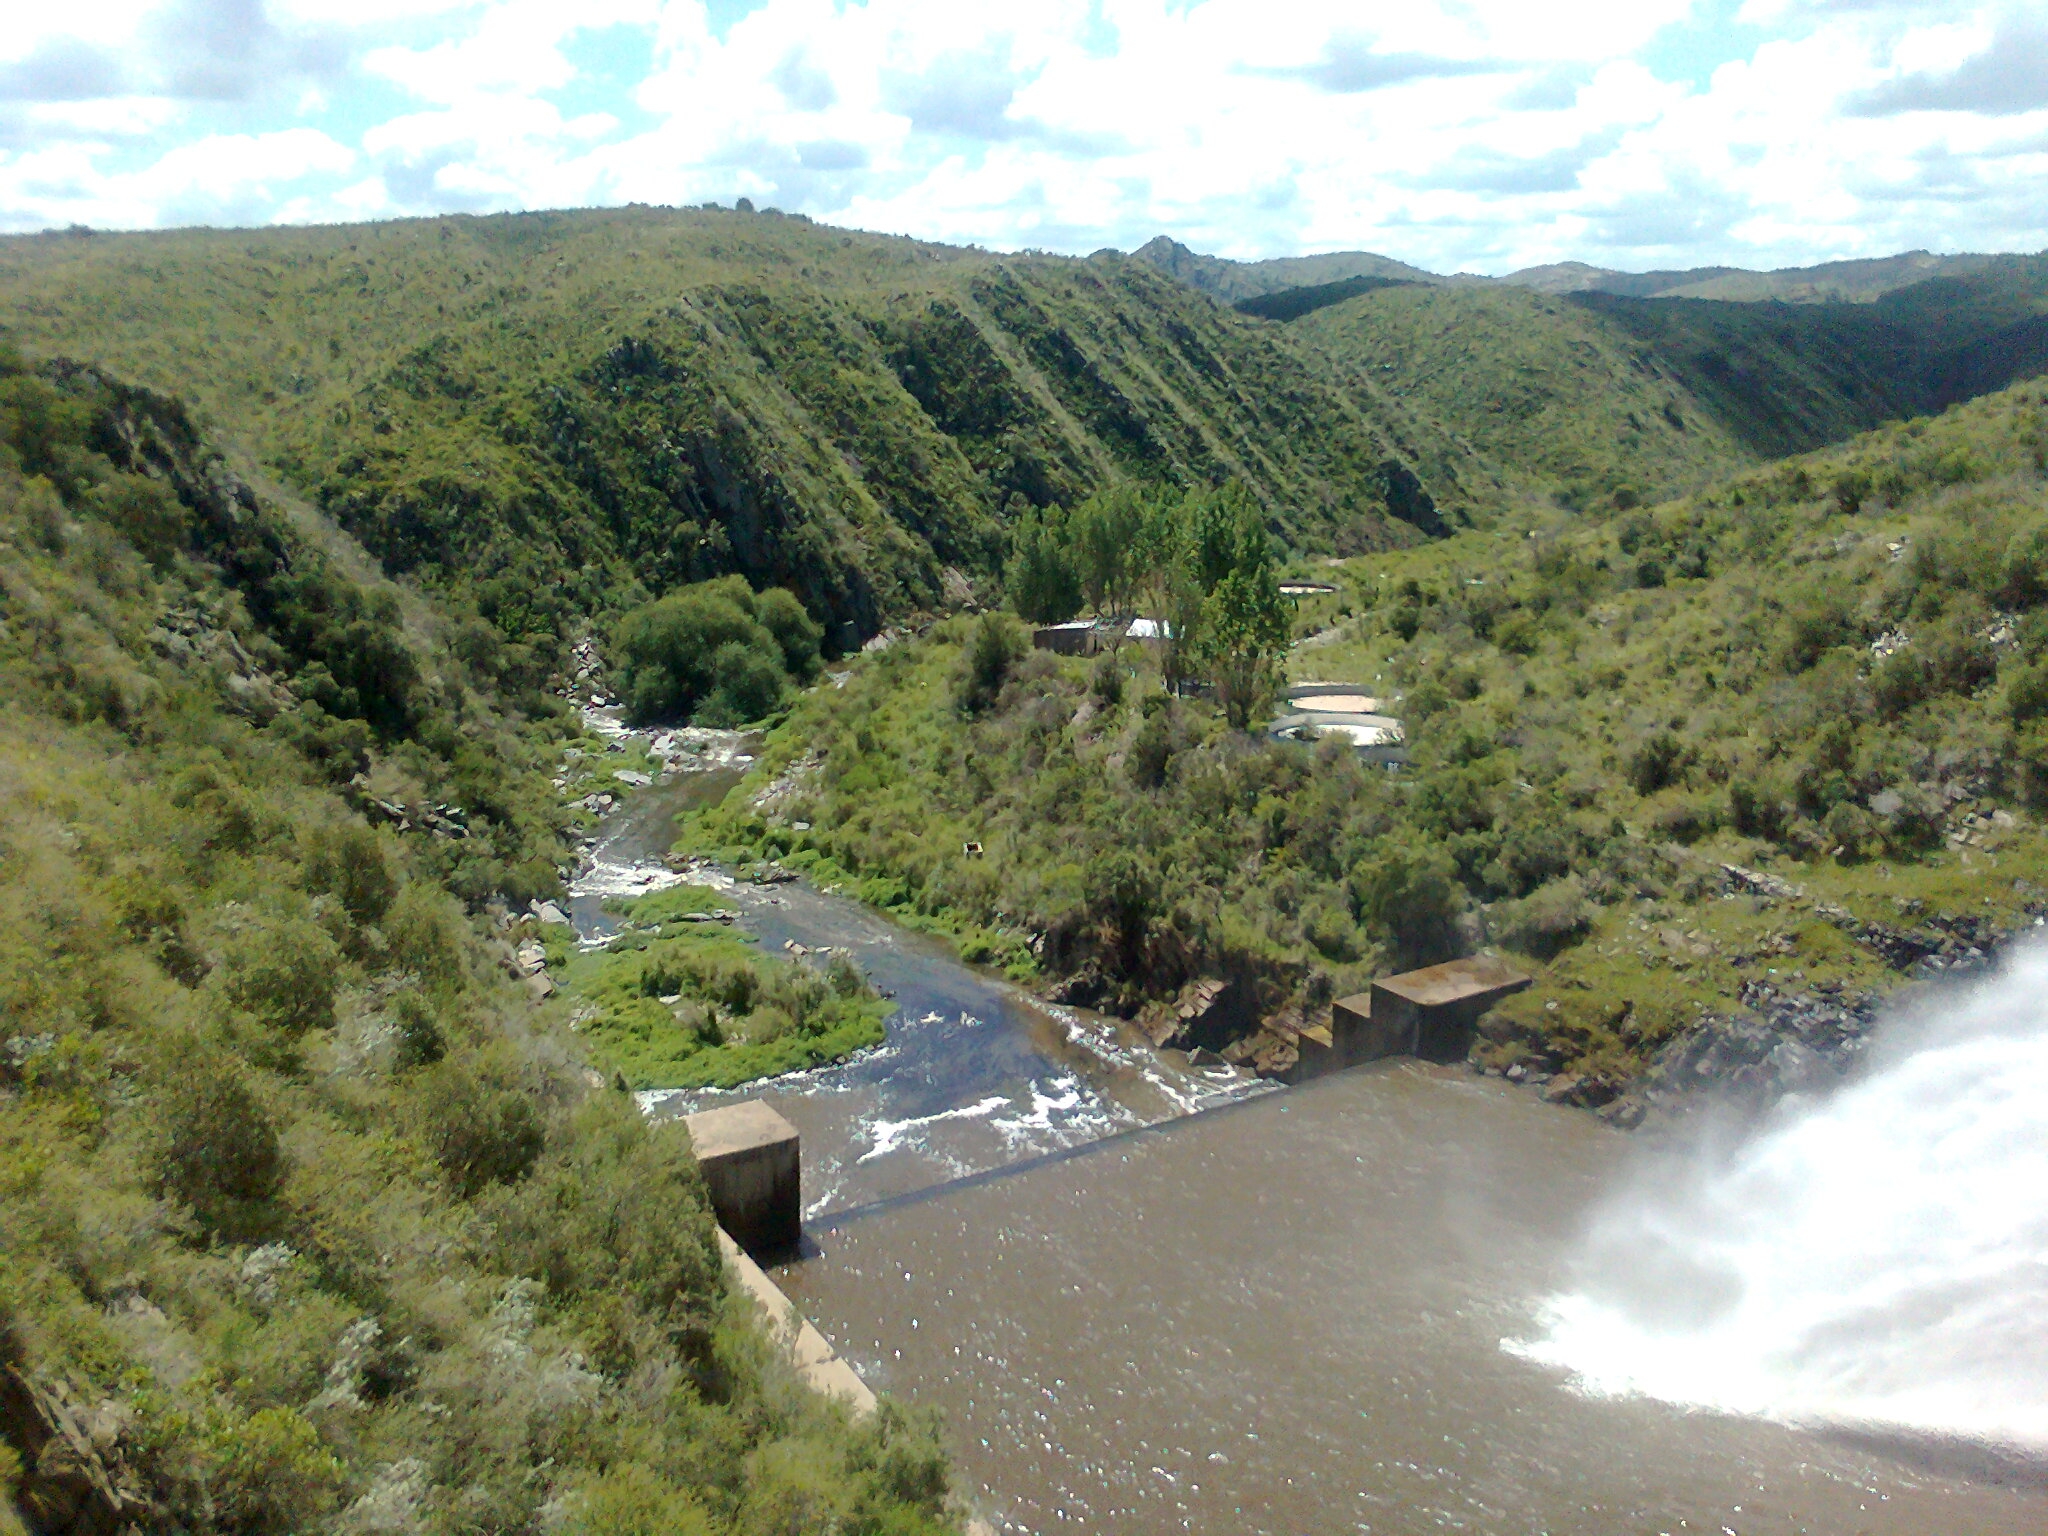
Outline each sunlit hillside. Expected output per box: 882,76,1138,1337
0,209,1484,678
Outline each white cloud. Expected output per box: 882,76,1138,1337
0,0,2042,272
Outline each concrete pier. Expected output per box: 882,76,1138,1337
685,1100,801,1257
1339,955,1532,1065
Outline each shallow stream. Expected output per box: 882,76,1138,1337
563,713,1265,1216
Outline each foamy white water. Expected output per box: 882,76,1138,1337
1510,942,2048,1448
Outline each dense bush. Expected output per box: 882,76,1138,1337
612,576,822,725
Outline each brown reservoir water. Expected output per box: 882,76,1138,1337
777,1063,2048,1535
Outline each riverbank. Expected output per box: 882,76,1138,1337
538,695,1266,1216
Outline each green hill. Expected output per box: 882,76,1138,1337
1498,249,2019,303
0,355,959,1531
1281,264,2048,509
0,211,1482,676
1126,235,1450,302
682,375,2048,1097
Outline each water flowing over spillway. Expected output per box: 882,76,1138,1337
1511,942,2048,1450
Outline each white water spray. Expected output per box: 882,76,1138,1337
1511,941,2048,1449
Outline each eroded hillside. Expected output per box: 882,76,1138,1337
0,210,1480,675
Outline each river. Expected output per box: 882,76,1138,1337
563,714,1267,1216
571,717,2048,1534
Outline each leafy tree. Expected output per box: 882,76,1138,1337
1069,483,1148,615
612,576,820,725
1200,568,1290,729
1006,505,1082,623
1181,483,1288,727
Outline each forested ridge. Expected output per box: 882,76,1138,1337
0,208,1481,684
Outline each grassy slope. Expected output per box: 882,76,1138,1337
1297,377,2048,1083
1288,269,2048,510
682,378,2048,1094
0,211,1481,665
1291,284,1772,508
0,362,957,1533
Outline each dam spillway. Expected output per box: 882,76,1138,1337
776,1063,2048,1536
573,718,2048,1533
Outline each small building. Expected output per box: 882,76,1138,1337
1330,955,1532,1067
1032,619,1103,656
1032,616,1174,656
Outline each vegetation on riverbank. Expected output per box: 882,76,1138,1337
559,884,891,1090
0,357,960,1533
684,378,2048,1093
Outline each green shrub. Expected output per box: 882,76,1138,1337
198,1405,344,1536
150,1043,283,1238
698,640,791,726
1350,843,1461,968
955,612,1024,715
2000,521,2048,608
1780,594,1856,672
412,1052,543,1198
1492,876,1594,959
1627,731,1687,796
560,1464,715,1536
1823,800,1879,858
2009,658,2048,725
1728,778,1785,839
383,882,468,989
214,912,341,1037
613,577,813,725
301,820,395,929
390,990,446,1068
1090,651,1124,708
753,586,824,678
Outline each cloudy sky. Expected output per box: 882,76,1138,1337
2,0,2045,274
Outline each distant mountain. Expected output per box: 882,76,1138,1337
1500,250,2019,304
1135,235,2043,309
1287,257,2048,510
1127,235,1448,303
